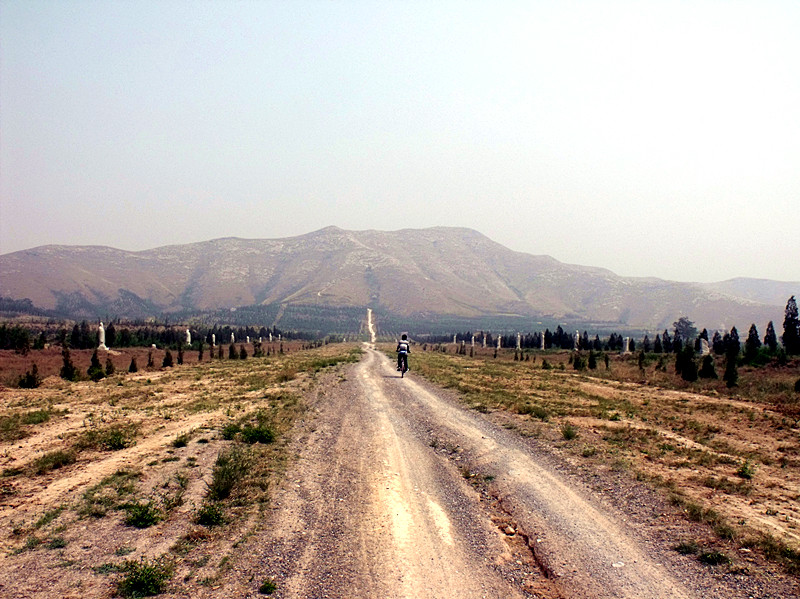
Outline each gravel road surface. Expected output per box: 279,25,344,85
247,346,791,598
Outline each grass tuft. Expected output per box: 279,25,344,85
207,445,249,501
674,540,699,555
123,500,162,528
194,502,225,527
117,557,173,598
698,550,731,566
561,422,578,440
33,450,76,474
259,577,277,595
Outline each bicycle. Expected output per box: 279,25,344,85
398,351,409,377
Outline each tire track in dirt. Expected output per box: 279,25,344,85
249,348,531,599
368,348,696,599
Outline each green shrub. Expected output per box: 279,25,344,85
674,540,699,555
46,536,67,549
561,422,578,440
24,410,51,425
737,460,756,480
259,578,277,595
33,450,76,474
519,404,548,421
698,550,730,566
123,500,162,528
21,536,42,551
194,502,225,527
60,348,78,381
220,422,241,440
88,350,106,381
18,363,42,388
171,432,191,448
117,557,173,598
207,446,249,500
241,424,275,444
79,424,137,451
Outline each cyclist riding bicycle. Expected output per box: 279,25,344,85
396,333,410,373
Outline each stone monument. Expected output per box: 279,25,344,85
186,329,191,345
98,322,108,351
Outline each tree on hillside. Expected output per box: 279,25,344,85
69,324,80,349
673,317,698,345
79,320,93,349
744,324,761,364
699,354,718,379
764,321,778,353
33,331,47,350
106,323,117,348
60,347,77,381
783,296,800,355
18,363,41,389
87,349,105,381
723,326,740,388
653,335,663,353
662,330,673,353
712,331,725,355
676,344,698,382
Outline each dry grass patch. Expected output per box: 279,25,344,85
0,342,361,597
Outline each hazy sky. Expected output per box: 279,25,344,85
1,0,798,283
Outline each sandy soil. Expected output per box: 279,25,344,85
1,346,797,598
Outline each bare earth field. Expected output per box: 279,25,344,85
0,342,798,598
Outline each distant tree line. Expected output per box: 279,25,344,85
422,296,800,361
0,319,315,353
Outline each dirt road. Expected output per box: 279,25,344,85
244,346,741,599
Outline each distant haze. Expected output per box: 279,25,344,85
1,1,798,283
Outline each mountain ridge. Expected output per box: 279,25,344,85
1,226,796,333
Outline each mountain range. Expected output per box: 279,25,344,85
0,226,796,335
